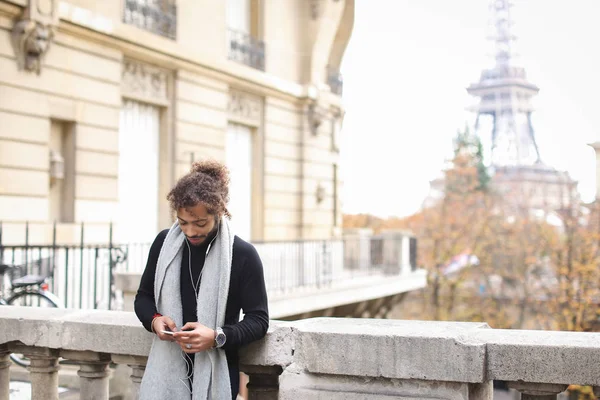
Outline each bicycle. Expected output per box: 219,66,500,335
0,261,62,367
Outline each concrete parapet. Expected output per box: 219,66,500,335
0,307,152,357
2,308,600,400
291,318,489,383
239,321,295,369
480,328,600,386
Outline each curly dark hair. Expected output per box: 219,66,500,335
167,160,231,218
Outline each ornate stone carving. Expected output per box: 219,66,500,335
121,59,168,102
227,90,262,127
11,0,58,75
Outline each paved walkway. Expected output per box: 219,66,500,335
9,380,522,400
9,381,77,399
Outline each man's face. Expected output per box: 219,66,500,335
177,204,218,246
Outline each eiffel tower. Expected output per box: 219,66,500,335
467,0,577,211
467,0,541,167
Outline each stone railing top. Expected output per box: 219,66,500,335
0,307,151,357
477,328,600,386
1,308,600,387
288,318,491,384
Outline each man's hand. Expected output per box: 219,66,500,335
152,316,177,342
173,322,215,353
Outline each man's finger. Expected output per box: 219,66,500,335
173,332,192,340
165,318,177,331
181,322,197,331
157,332,174,342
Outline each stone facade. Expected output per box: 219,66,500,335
0,0,353,244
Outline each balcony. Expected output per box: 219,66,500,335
327,65,343,96
123,0,177,40
228,29,265,71
1,307,600,399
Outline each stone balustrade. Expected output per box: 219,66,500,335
1,307,599,400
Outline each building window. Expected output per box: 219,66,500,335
123,0,177,40
49,121,75,223
118,100,161,243
226,123,254,240
227,0,265,71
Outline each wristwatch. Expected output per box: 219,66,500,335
214,327,226,348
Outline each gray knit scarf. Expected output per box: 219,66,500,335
139,219,234,400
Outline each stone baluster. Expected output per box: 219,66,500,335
15,346,61,400
508,382,569,400
242,365,282,400
0,345,10,400
129,363,146,399
78,362,111,399
112,354,147,400
62,351,112,400
468,382,493,400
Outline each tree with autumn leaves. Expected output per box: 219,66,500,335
410,127,501,323
344,127,600,333
344,127,600,399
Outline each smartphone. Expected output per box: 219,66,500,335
160,330,175,336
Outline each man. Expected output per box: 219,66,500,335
135,160,269,399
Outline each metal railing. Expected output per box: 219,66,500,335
227,29,265,71
123,0,177,40
327,65,343,96
1,221,418,307
253,240,343,294
117,235,417,296
0,222,126,310
346,233,417,274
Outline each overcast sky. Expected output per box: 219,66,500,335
340,0,600,217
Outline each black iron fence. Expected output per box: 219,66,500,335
227,29,265,71
115,237,418,295
0,222,126,310
115,239,347,295
117,234,418,295
257,234,417,294
254,239,342,294
115,242,152,273
1,221,418,306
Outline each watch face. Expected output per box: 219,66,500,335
216,331,226,347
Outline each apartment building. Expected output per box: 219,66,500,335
0,0,353,244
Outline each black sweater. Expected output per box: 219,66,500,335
134,229,269,370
